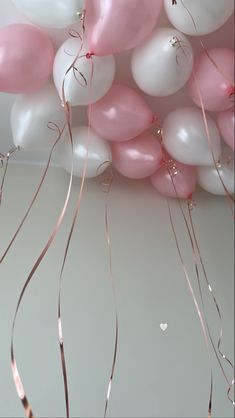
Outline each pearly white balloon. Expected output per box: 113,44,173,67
131,27,193,97
11,84,66,149
53,37,115,106
12,0,84,29
164,0,234,36
56,126,112,178
197,151,234,195
162,107,221,166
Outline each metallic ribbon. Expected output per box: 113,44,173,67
100,167,119,418
0,126,66,264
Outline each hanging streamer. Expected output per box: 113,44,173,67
0,124,66,264
166,159,234,407
166,197,213,418
0,146,19,208
57,16,95,418
97,163,119,418
10,53,74,417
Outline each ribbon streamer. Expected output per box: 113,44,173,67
99,166,119,418
166,160,234,407
57,26,93,418
0,146,19,208
0,125,66,264
166,197,213,418
10,69,74,417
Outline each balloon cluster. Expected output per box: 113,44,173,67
0,0,234,199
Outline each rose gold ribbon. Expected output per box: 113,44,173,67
57,30,94,418
0,125,66,264
166,197,213,418
166,160,234,408
10,60,74,417
0,146,19,208
187,201,234,405
98,166,119,418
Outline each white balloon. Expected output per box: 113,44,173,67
12,0,84,29
53,38,115,106
131,27,193,96
56,126,112,178
197,152,234,195
11,84,66,149
164,0,234,36
162,107,221,166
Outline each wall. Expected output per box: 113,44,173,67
0,164,234,417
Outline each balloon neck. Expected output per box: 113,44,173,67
151,115,158,124
86,52,94,59
227,85,234,99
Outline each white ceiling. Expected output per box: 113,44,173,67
0,0,234,164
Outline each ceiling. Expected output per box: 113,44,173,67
0,0,234,164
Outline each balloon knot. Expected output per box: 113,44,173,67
227,85,235,98
86,52,94,59
151,115,158,124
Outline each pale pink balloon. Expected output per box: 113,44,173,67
90,84,155,142
188,48,234,111
85,0,162,56
150,158,197,199
0,24,54,94
112,132,162,179
217,108,235,151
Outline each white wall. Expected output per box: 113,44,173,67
0,165,234,417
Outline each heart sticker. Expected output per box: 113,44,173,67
160,323,168,331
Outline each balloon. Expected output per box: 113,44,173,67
85,0,162,56
11,84,66,149
150,158,197,199
164,0,234,36
56,126,112,178
53,37,115,106
90,84,155,142
132,27,194,97
188,48,234,111
112,132,162,179
197,151,234,195
12,0,84,29
217,108,235,151
0,24,54,94
162,107,221,166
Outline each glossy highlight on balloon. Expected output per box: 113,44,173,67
12,0,84,28
162,107,221,166
56,126,112,178
188,48,234,111
150,158,197,199
0,24,55,94
132,27,194,97
112,132,162,179
85,0,163,56
90,84,154,142
164,0,234,36
53,37,115,106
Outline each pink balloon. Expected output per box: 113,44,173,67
90,84,155,142
112,132,162,179
217,108,235,151
188,48,234,112
0,24,54,94
150,157,197,199
85,0,162,56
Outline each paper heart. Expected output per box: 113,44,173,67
160,323,168,331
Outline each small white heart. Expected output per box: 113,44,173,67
160,323,168,331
